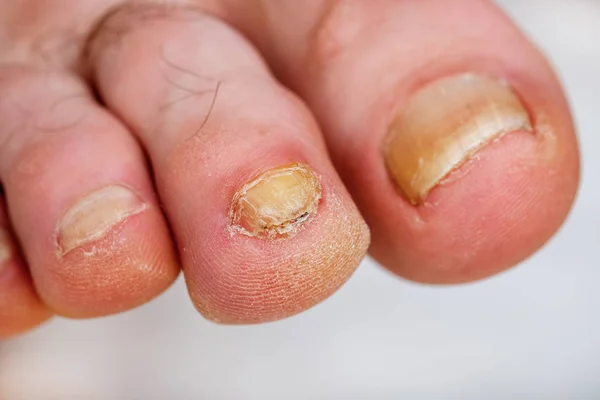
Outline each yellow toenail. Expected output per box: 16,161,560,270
228,163,322,238
383,73,532,204
58,185,147,255
0,228,12,266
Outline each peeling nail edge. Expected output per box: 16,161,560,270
58,202,148,256
227,164,322,239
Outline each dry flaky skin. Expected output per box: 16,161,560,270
197,189,371,324
228,163,322,238
384,73,533,204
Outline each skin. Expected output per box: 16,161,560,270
0,0,580,337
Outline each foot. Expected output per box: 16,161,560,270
0,0,579,337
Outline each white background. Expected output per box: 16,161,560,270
1,1,598,398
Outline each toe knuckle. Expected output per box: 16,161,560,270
308,0,384,72
83,1,204,62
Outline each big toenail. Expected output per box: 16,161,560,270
383,73,532,204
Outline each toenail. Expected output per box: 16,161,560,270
383,73,532,205
228,163,322,238
0,228,12,266
57,185,147,255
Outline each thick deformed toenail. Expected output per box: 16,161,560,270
0,228,12,266
228,163,322,238
383,73,532,205
57,185,147,255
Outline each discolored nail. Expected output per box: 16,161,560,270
0,228,12,266
383,73,532,204
228,163,322,238
58,185,147,255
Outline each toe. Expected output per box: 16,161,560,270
0,66,179,317
0,197,51,338
84,3,369,323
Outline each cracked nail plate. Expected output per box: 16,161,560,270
228,163,322,238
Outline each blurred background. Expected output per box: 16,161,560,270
1,0,599,398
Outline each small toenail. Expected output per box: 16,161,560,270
0,228,12,266
57,185,147,255
228,163,322,238
383,73,532,205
